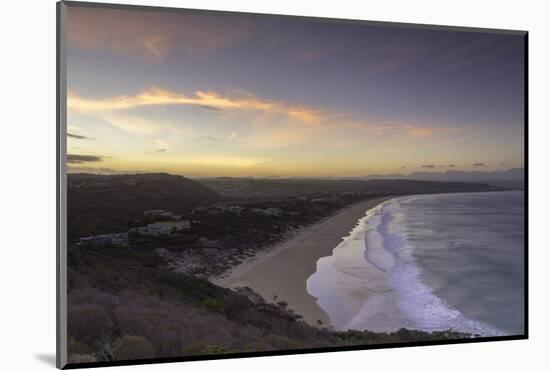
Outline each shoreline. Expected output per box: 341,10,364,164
210,196,394,327
307,191,522,336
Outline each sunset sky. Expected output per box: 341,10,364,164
66,5,525,177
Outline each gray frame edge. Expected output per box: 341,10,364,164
57,1,68,368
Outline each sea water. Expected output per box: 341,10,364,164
307,191,524,336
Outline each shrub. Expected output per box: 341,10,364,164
68,288,120,313
68,304,113,347
183,341,207,355
68,336,93,356
68,354,97,363
263,334,301,349
223,295,251,320
113,335,155,361
244,334,301,352
201,298,224,313
200,344,235,355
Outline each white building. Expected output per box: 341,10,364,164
143,209,176,219
144,209,165,218
79,233,129,247
251,207,282,216
131,220,191,237
219,205,245,215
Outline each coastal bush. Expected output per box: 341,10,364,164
334,328,468,345
200,344,236,355
183,341,208,355
66,246,471,363
68,354,97,363
113,335,155,360
246,333,326,352
223,294,252,320
68,288,119,313
68,336,93,356
202,298,224,313
110,289,245,357
260,334,301,350
67,304,113,347
113,303,184,357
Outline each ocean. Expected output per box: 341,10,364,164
306,191,525,336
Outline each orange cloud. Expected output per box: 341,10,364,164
407,127,435,136
68,87,327,125
403,125,458,137
67,7,252,60
69,86,463,143
353,121,459,137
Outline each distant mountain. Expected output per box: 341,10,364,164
198,177,498,198
362,168,524,183
67,173,221,239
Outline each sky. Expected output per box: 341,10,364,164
65,5,525,178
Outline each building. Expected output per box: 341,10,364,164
251,207,282,216
219,205,245,215
144,209,164,218
143,209,176,219
207,208,221,215
130,220,191,237
79,233,129,247
311,198,331,203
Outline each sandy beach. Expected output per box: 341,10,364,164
211,196,393,327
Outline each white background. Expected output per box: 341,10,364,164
1,0,547,368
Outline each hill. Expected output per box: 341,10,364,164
361,168,524,183
67,173,221,240
197,177,500,199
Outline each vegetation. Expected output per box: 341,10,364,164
67,173,220,240
112,336,156,361
65,173,491,364
67,246,470,364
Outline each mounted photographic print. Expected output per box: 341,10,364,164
56,1,528,368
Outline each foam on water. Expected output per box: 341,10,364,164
369,198,505,335
307,192,523,336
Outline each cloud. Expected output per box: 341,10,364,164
99,112,185,137
473,162,485,167
198,105,222,111
67,166,145,175
421,164,436,168
402,125,458,137
154,138,170,151
69,87,458,138
68,86,464,151
202,136,219,141
67,132,91,140
68,87,328,126
349,120,458,138
67,154,104,164
67,7,251,60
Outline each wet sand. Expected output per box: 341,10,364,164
211,196,392,327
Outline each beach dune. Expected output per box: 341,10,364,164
211,197,391,327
